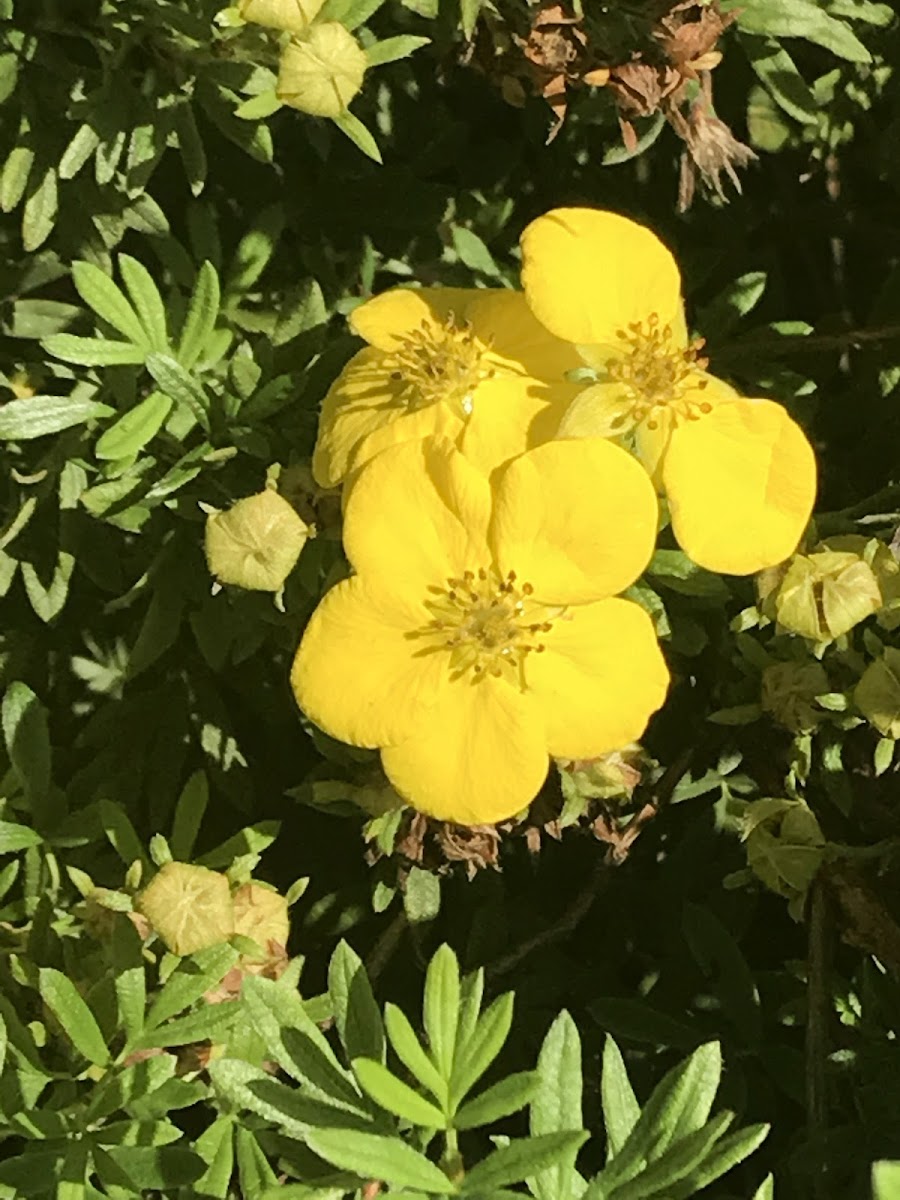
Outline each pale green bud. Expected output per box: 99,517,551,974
232,881,290,952
238,0,326,33
742,798,825,906
277,23,368,118
775,549,881,641
761,660,829,734
854,646,900,737
136,862,234,956
205,489,310,592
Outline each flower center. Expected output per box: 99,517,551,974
417,568,556,684
388,314,491,417
607,313,712,430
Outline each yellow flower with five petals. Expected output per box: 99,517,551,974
293,436,669,825
520,207,817,576
312,286,582,489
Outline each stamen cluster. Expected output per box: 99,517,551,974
388,315,491,415
607,313,711,430
420,568,555,684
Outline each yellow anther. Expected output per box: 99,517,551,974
386,313,489,416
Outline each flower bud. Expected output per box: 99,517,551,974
823,534,900,631
238,0,326,33
232,882,290,953
557,745,643,805
742,798,825,907
205,489,309,592
136,862,235,956
761,660,829,734
854,647,900,737
277,23,368,118
774,548,881,642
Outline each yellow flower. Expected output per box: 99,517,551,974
292,437,668,825
312,286,582,489
519,207,817,575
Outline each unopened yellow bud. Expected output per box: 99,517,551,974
761,661,829,734
238,0,326,33
855,647,900,737
205,489,309,592
277,23,368,118
775,549,881,641
232,882,290,953
136,862,234,956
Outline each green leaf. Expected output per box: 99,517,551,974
741,36,818,124
226,205,285,294
0,822,39,852
178,262,221,369
404,866,441,923
22,164,58,251
449,991,513,1109
730,0,871,61
137,1000,241,1049
354,1057,446,1126
873,1162,900,1200
98,798,147,867
303,1129,455,1194
455,1071,537,1130
145,352,211,432
423,944,460,1082
604,1110,735,1199
530,1011,584,1200
365,35,431,65
332,111,383,163
452,226,499,277
460,0,484,37
146,943,240,1028
462,1133,589,1193
0,145,34,213
235,90,284,120
236,1126,279,1198
38,967,110,1065
194,1115,235,1199
119,256,169,351
94,391,173,460
59,123,101,179
329,940,385,1062
385,1002,446,1103
198,821,280,868
72,261,149,346
42,334,146,366
0,394,113,441
601,1036,640,1163
3,681,51,806
170,770,209,861
597,1043,723,1193
589,997,700,1050
658,1123,770,1199
94,1145,206,1190
682,904,761,1046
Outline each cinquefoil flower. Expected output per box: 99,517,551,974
312,287,581,488
293,437,668,824
520,207,817,576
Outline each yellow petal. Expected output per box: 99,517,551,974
343,439,491,601
557,382,638,439
490,438,659,604
527,597,669,758
349,287,483,351
381,674,548,824
291,576,441,748
465,289,584,381
350,401,464,478
663,398,817,575
460,374,576,479
520,208,684,348
312,347,406,488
